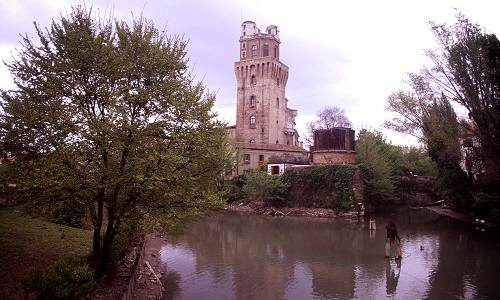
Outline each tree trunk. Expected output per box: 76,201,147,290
92,189,105,258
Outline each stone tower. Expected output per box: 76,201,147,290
234,21,299,146
227,21,306,176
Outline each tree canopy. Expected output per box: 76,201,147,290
306,106,351,145
0,7,230,266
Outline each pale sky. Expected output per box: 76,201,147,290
1,0,499,146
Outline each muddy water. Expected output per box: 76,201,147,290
160,208,500,299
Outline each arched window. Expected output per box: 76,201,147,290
241,50,246,59
251,75,256,85
250,95,256,108
276,78,280,86
276,98,279,108
250,115,256,125
251,45,257,58
263,44,269,57
274,46,278,58
242,42,246,49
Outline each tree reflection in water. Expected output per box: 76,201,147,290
160,209,500,300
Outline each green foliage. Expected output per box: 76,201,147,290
0,6,230,265
429,15,500,188
423,97,473,209
282,165,356,210
398,146,436,177
242,171,287,206
222,175,246,203
472,192,500,221
356,130,398,204
22,257,94,300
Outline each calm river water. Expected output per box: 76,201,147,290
159,208,500,299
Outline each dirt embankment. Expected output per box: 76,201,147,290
226,201,362,219
91,232,165,300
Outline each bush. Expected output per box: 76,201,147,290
222,175,246,203
25,199,86,229
22,257,94,300
472,192,500,221
242,171,287,206
282,165,356,210
356,130,398,204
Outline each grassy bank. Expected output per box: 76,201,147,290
0,206,92,299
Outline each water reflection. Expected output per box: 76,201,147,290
160,208,500,300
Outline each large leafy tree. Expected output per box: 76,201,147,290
424,15,500,190
422,97,472,208
0,7,229,266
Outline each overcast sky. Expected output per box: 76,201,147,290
1,0,499,145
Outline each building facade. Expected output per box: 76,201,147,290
228,21,307,175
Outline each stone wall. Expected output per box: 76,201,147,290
311,150,356,165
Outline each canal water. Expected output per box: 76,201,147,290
159,208,500,299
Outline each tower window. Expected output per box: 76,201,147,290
241,50,246,59
251,75,256,85
276,140,279,144
263,44,269,57
274,46,278,58
276,98,279,108
277,78,280,86
250,115,256,125
242,43,246,49
251,45,257,58
250,95,256,108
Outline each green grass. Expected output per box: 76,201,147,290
0,206,92,299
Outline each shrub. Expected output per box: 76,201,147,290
242,171,287,206
222,175,246,203
22,257,94,300
472,192,500,221
282,165,356,210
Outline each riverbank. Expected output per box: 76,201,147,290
226,200,361,219
425,206,498,228
0,205,92,299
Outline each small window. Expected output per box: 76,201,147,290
263,44,269,57
242,43,246,49
274,46,278,58
241,50,246,59
250,115,256,125
244,154,250,164
276,140,279,144
259,155,265,162
276,98,279,108
243,31,246,36
261,127,264,133
271,165,280,175
277,78,280,86
249,139,255,144
251,75,256,85
251,45,257,58
250,95,256,107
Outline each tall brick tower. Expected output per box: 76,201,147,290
228,21,307,176
234,21,299,146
